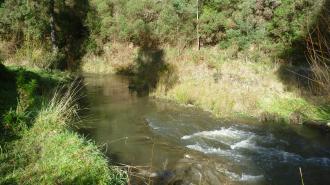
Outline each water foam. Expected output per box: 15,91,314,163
182,127,251,139
182,127,253,146
183,127,305,164
216,167,264,182
185,143,245,162
239,174,264,182
186,144,231,156
230,136,257,150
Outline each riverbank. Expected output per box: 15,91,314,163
0,64,127,184
81,43,330,125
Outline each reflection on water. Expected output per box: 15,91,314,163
80,74,330,185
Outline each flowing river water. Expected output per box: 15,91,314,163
79,74,330,185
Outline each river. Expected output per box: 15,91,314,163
79,74,330,185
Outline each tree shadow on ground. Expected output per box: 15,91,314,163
128,47,166,96
0,64,18,121
126,46,178,96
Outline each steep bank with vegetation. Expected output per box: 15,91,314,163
0,64,126,184
81,43,330,124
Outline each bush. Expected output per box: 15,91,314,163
16,69,38,112
1,109,29,135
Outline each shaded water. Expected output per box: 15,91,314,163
79,74,330,185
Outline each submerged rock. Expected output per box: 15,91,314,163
166,156,229,185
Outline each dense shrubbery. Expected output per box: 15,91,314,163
0,0,324,61
0,0,89,69
86,0,321,51
0,0,50,44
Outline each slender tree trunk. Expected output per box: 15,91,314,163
196,0,200,50
50,0,58,53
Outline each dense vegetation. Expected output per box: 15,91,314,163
0,0,89,69
86,0,320,51
0,0,323,57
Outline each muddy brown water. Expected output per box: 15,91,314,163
79,74,330,185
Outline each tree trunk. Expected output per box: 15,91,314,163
196,0,200,50
49,0,58,53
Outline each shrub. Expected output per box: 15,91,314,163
2,109,29,135
16,69,38,112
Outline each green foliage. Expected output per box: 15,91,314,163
0,66,70,143
85,0,322,51
199,7,226,45
0,0,323,58
16,69,38,112
2,109,29,135
0,0,90,69
0,0,50,43
87,0,196,47
268,0,315,43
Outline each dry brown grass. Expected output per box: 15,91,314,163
153,46,292,118
82,43,324,121
2,42,55,69
81,42,138,74
306,14,330,101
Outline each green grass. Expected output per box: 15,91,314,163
0,64,127,185
1,108,126,184
0,65,70,115
258,95,326,121
0,64,71,143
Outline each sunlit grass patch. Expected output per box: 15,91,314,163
258,95,322,121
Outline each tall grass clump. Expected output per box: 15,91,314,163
0,83,127,184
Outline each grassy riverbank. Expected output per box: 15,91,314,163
82,43,330,124
0,64,127,184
